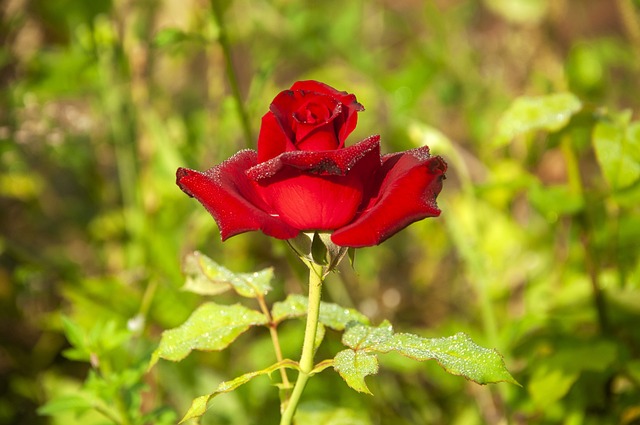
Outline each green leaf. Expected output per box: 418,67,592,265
342,320,394,350
340,323,517,386
295,401,372,425
182,251,273,298
333,349,379,394
484,0,548,25
528,365,579,408
494,93,582,146
150,302,267,367
384,333,517,385
179,360,300,423
182,252,231,296
271,294,370,330
529,183,584,218
528,339,617,407
61,316,86,351
153,28,205,48
37,395,94,415
593,119,640,191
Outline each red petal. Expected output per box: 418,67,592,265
290,80,364,145
253,172,366,230
269,89,342,151
251,141,381,230
247,135,380,180
176,150,299,241
257,112,297,163
331,147,447,247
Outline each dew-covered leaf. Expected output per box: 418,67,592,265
182,252,230,296
272,294,307,322
333,349,379,394
494,93,582,146
271,294,369,330
593,119,640,191
341,320,393,350
182,251,273,298
180,359,299,423
150,302,267,367
340,323,517,385
382,332,517,385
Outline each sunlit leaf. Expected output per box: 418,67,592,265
494,93,582,146
341,320,394,350
593,119,640,191
182,251,273,298
333,349,379,394
529,183,584,218
483,0,548,24
528,365,579,408
271,294,370,330
179,360,300,423
182,251,230,296
383,333,518,385
61,316,87,355
339,323,517,386
37,395,94,416
150,303,267,367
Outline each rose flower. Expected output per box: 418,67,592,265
176,80,447,248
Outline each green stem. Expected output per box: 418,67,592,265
257,295,291,389
209,0,254,148
280,262,324,425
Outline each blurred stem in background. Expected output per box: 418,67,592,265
209,0,254,149
560,136,611,335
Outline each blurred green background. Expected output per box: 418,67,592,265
2,0,640,424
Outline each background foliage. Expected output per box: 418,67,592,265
2,0,640,423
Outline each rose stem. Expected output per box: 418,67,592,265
279,262,324,425
208,0,254,148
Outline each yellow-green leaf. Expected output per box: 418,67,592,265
180,360,299,423
593,119,640,191
182,251,273,298
494,93,582,146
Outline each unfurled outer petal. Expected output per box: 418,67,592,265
331,147,447,247
248,135,380,180
248,136,381,231
176,150,299,241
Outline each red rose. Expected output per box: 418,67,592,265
177,80,447,248
257,80,364,162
